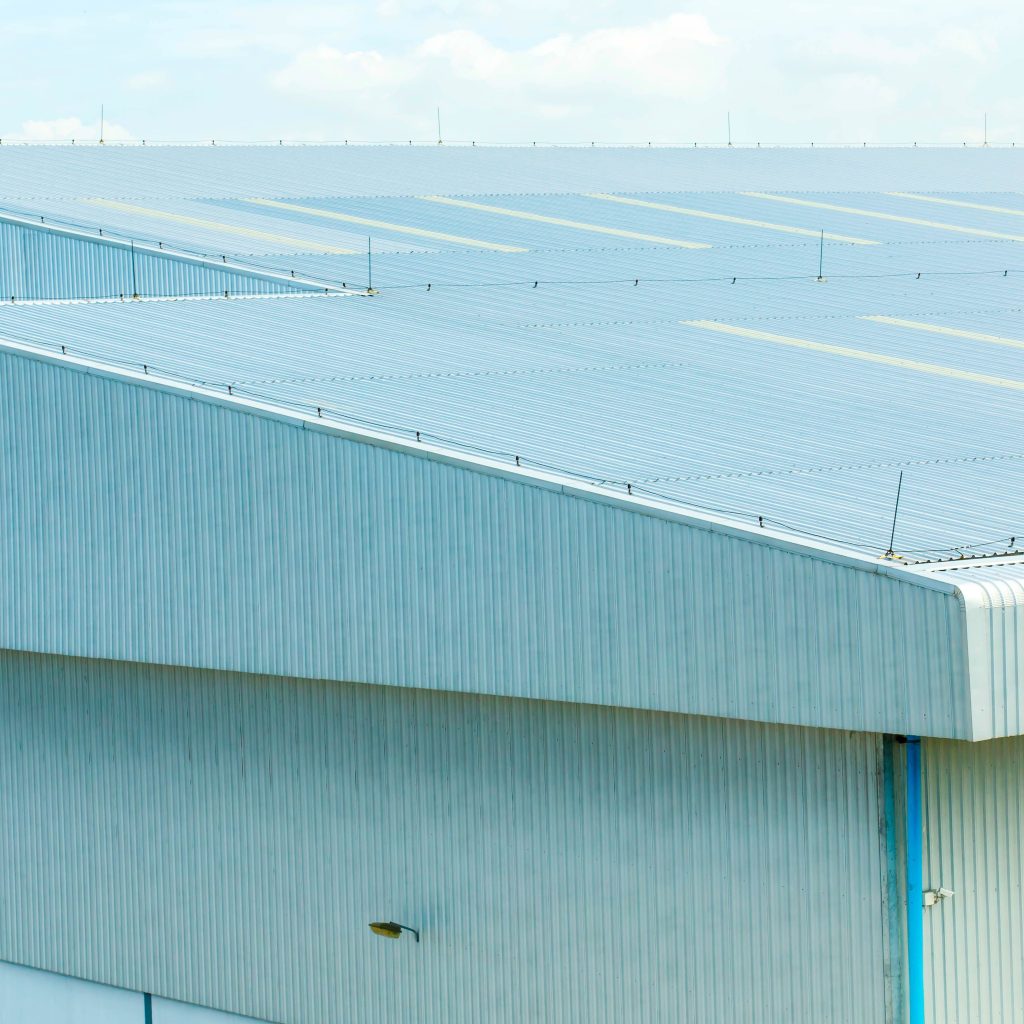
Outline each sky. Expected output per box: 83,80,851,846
1,1,1022,145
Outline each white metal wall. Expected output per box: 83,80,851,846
0,649,892,1024
0,960,141,1024
923,734,1024,1023
0,346,973,738
0,219,313,300
0,960,269,1024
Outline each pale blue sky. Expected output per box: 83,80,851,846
2,1,1021,144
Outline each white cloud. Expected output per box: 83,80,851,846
126,71,168,91
168,2,366,57
272,44,412,97
931,27,999,62
272,13,725,103
3,1,1021,144
14,117,134,142
790,24,1001,72
816,73,900,115
424,15,721,94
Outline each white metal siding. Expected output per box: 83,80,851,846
0,960,142,1024
0,649,891,1024
0,961,270,1024
0,347,973,737
923,735,1024,1023
0,220,313,300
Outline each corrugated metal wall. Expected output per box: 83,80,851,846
923,734,1024,1023
0,219,315,300
0,649,892,1024
0,346,973,738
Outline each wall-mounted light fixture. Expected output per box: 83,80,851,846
369,921,420,942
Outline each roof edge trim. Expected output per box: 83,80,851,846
948,577,1024,740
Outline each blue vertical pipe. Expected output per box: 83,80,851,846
905,736,924,1024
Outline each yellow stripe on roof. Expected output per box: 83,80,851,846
862,315,1024,352
585,193,879,245
243,197,527,253
740,192,1024,242
86,199,359,254
887,192,1024,218
419,195,710,249
683,320,1024,392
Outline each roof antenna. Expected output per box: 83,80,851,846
984,112,989,147
100,104,105,145
816,228,826,282
727,111,732,147
366,236,375,294
437,107,442,145
884,471,904,559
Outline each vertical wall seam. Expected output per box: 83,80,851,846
880,734,904,1024
905,736,924,1024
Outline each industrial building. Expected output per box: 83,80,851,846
2,143,1024,1023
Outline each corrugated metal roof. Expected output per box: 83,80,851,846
1,143,1023,198
917,559,1024,583
2,146,1024,562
